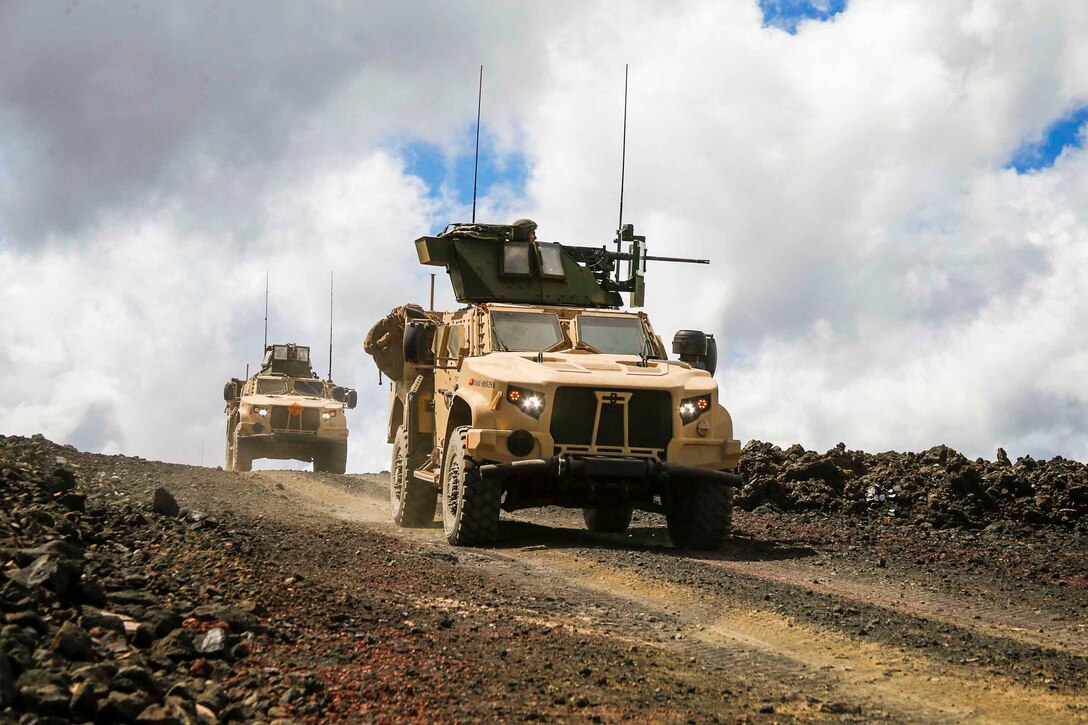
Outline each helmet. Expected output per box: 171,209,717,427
511,218,538,229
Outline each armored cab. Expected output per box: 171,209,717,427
223,343,357,474
365,221,740,549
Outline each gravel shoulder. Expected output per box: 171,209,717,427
4,434,1087,723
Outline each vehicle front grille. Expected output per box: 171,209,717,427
269,406,320,432
550,387,672,455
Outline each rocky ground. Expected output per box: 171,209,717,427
2,433,1087,723
738,440,1088,532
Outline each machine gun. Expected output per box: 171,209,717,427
565,224,708,307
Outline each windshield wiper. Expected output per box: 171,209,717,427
638,335,656,367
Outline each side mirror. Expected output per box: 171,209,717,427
704,335,718,377
672,329,716,374
346,389,358,409
223,381,237,402
403,321,436,366
332,386,346,402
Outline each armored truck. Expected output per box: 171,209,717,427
365,222,741,548
223,343,357,473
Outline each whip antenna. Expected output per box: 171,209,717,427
617,64,629,253
471,65,483,223
328,271,334,381
263,270,269,350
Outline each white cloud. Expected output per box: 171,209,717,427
524,0,1088,459
2,0,1088,469
1,151,445,472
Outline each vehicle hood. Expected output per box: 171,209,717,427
462,352,715,391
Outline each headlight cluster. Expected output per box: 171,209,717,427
321,410,339,421
251,406,269,418
679,395,711,424
507,386,545,419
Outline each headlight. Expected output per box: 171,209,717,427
322,410,338,421
252,406,269,417
506,386,546,419
679,395,711,425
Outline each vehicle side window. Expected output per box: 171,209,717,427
537,243,566,279
502,242,532,276
447,325,463,359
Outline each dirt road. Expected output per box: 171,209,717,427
5,437,1086,722
240,469,1085,723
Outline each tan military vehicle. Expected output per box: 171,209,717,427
223,343,357,473
365,221,741,548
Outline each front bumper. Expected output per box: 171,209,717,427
473,454,741,512
466,428,741,470
237,423,348,443
235,431,347,462
478,455,741,486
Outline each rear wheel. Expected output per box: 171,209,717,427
441,426,501,546
665,477,732,550
390,426,437,527
315,443,348,474
582,506,633,533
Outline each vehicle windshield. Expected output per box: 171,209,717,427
256,378,289,395
577,315,649,355
292,380,325,397
490,311,564,352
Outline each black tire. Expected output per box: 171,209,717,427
390,426,437,527
231,434,253,473
314,444,348,474
225,417,238,471
582,506,633,533
665,478,732,550
441,426,500,546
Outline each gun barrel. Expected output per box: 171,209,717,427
643,255,710,264
566,246,709,264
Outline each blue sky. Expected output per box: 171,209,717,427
759,0,846,33
401,130,529,220
1008,107,1088,173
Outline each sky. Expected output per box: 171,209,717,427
1,0,1087,472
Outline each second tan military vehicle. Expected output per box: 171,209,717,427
224,343,357,473
365,221,741,548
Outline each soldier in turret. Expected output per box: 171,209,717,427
511,218,537,243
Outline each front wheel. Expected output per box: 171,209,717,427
224,435,234,471
315,443,348,474
390,426,437,527
230,434,253,473
441,426,501,546
665,478,732,550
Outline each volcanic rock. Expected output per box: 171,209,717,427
52,620,96,660
16,669,70,717
188,603,259,633
99,689,153,723
0,650,15,706
153,487,180,518
7,554,82,596
193,627,227,656
152,629,195,661
739,440,1088,531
